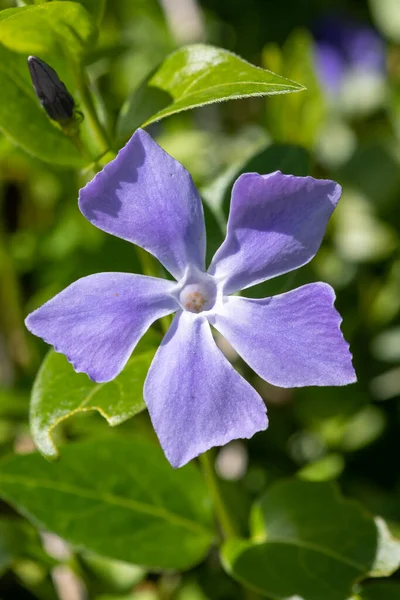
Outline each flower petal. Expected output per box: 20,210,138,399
212,283,356,387
208,171,341,294
79,129,206,280
144,312,268,468
25,273,177,382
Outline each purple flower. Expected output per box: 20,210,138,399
25,129,356,467
313,15,385,95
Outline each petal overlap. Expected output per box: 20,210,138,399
25,273,178,382
208,171,341,294
144,312,268,468
212,283,356,388
79,129,206,280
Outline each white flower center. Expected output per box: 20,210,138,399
177,269,218,314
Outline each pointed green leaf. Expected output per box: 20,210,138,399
117,44,305,137
0,2,96,62
0,438,214,569
30,331,159,459
222,479,377,600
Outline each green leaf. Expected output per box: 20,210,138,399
58,0,106,24
0,2,96,62
222,479,377,600
360,582,400,600
30,331,159,459
117,44,305,138
0,437,214,569
263,30,325,149
0,44,82,165
369,517,400,577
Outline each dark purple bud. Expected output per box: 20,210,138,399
27,56,75,122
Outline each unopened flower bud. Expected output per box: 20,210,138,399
27,56,75,122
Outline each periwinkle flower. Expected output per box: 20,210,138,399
313,15,385,96
25,129,356,467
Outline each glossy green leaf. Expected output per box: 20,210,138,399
0,437,214,569
58,0,106,24
222,479,377,600
0,2,96,62
30,331,159,459
0,44,82,165
117,44,305,137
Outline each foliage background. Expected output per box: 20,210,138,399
0,0,399,599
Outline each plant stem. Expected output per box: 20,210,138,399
199,450,238,540
74,67,111,158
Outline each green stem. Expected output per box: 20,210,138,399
74,67,111,159
199,450,238,540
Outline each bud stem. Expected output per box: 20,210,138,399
74,68,111,158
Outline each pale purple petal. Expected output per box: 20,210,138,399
144,312,268,468
212,283,356,388
208,172,341,294
25,273,177,382
79,129,206,280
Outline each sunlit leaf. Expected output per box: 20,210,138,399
222,479,377,600
0,2,96,62
0,438,214,569
58,0,106,24
30,331,160,459
117,44,305,137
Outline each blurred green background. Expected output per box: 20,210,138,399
0,0,399,598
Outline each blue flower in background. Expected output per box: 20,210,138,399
25,129,356,467
313,14,385,97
